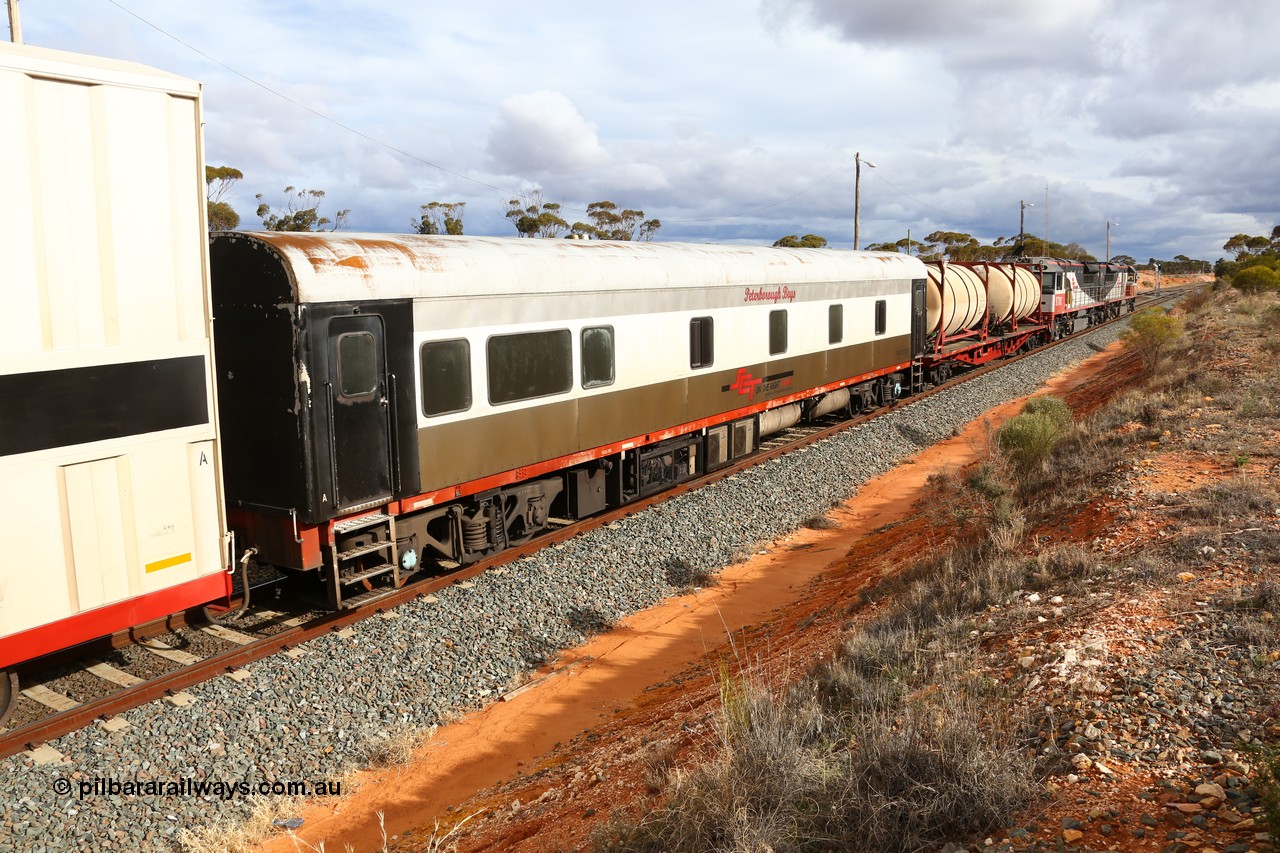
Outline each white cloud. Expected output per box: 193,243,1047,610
13,0,1280,259
486,91,608,177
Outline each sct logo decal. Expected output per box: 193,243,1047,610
727,368,763,401
723,368,794,402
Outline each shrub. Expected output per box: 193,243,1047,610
1022,394,1074,431
1121,308,1184,368
998,410,1068,471
1178,477,1277,524
1233,264,1280,294
1252,744,1280,833
597,663,1035,853
1179,286,1213,313
829,686,1035,851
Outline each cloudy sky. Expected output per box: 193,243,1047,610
12,0,1279,260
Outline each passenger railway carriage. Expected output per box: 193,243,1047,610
209,234,929,607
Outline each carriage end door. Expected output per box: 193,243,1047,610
325,315,393,512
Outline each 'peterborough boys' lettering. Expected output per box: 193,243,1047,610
743,286,797,304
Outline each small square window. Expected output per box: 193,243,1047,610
690,317,714,368
582,326,615,388
420,339,472,417
769,310,787,355
829,304,843,344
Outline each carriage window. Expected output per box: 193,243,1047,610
488,329,572,404
874,300,887,336
690,317,714,368
769,310,787,355
581,326,615,389
420,339,472,417
829,304,843,344
337,332,377,398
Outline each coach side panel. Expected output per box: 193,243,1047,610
410,281,913,494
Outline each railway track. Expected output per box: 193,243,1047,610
0,292,1179,761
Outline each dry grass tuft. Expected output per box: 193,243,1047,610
596,658,1034,853
356,721,436,769
177,794,311,852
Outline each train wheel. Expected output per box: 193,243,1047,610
0,669,18,726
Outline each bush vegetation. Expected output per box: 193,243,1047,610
1233,264,1280,293
998,395,1073,472
1121,307,1185,368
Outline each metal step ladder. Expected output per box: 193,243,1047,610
325,512,399,609
910,358,926,394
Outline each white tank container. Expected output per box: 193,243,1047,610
1008,264,1040,320
977,263,1015,322
925,262,988,336
976,263,1039,322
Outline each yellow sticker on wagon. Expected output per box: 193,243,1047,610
145,553,192,573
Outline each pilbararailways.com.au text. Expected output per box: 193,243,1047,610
53,776,342,801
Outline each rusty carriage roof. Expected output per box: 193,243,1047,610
213,232,928,304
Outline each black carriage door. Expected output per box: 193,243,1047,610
910,278,927,357
326,315,393,511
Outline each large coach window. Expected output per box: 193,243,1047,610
337,332,377,398
769,310,787,355
874,299,887,336
829,304,843,344
420,339,472,417
581,325,615,388
690,317,714,368
488,329,573,404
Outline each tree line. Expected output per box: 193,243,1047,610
1141,255,1212,274
204,166,1233,277
206,166,660,241
863,230,1098,262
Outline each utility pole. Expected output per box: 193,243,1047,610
7,0,21,44
1019,200,1034,254
854,152,875,250
1106,220,1117,263
1044,183,1049,248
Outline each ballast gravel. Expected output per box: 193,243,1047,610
0,321,1133,851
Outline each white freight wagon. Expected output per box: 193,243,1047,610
0,42,230,718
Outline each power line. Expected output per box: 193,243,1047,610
105,0,878,231
106,0,522,200
869,170,960,221
664,154,858,224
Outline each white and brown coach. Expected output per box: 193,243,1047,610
210,233,928,608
